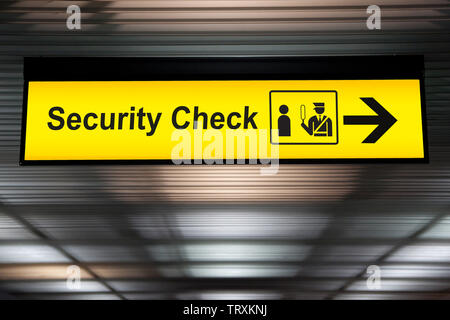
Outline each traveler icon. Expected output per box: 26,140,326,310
278,104,291,136
301,102,332,137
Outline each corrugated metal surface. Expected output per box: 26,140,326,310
0,0,449,300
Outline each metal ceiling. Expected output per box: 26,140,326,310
0,0,449,300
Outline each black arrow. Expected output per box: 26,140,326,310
344,97,397,143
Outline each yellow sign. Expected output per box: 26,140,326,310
21,79,425,163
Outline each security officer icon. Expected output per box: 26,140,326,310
278,104,291,136
301,102,333,137
270,90,337,144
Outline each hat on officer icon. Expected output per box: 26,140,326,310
313,102,325,114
